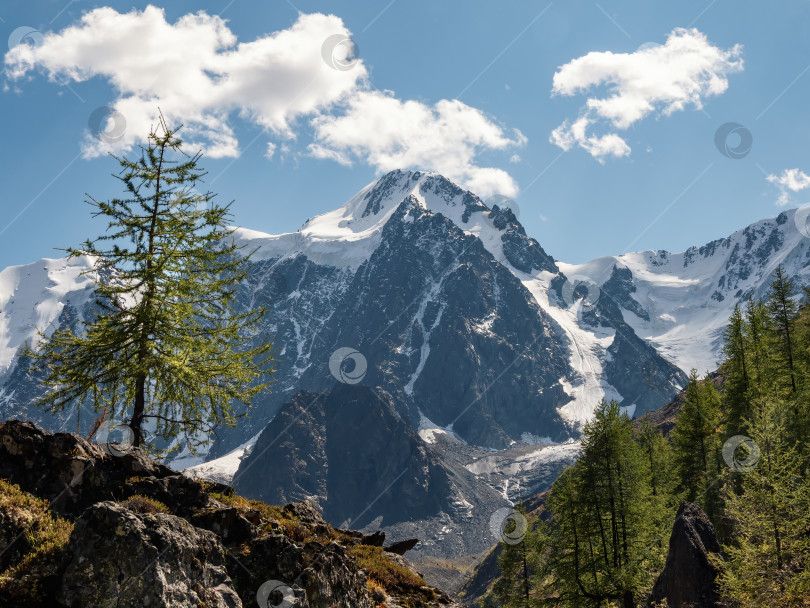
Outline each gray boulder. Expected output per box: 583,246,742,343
60,501,241,608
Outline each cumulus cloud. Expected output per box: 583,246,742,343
310,90,526,197
550,28,743,161
5,6,365,158
4,5,524,196
767,168,810,206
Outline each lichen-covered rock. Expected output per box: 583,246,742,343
59,501,241,608
0,420,176,517
229,530,380,608
190,505,255,544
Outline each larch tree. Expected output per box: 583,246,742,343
721,303,751,437
670,370,722,516
30,116,275,453
766,265,799,396
721,396,810,606
535,401,666,607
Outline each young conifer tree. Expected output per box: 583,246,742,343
766,265,799,396
30,116,274,453
721,397,810,605
492,503,535,608
670,370,722,505
721,303,751,436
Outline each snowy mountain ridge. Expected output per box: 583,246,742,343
232,169,540,272
0,256,96,384
1,171,806,431
561,209,810,373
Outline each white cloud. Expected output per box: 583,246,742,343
550,28,743,161
5,5,524,197
264,142,277,160
5,6,365,158
309,90,526,197
767,168,810,206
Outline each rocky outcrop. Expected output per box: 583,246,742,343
0,420,459,608
385,538,420,555
61,501,241,608
648,502,724,608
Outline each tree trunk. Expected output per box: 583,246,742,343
622,588,635,608
132,374,146,447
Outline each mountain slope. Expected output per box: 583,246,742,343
0,171,688,447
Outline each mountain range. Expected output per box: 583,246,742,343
1,169,808,566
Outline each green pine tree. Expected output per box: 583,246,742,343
721,396,810,606
765,265,799,396
721,303,751,436
535,401,668,607
670,370,722,511
744,296,770,398
29,116,275,453
635,416,680,532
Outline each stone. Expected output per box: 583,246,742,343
59,501,242,608
384,538,419,555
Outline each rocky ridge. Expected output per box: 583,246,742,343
0,419,457,608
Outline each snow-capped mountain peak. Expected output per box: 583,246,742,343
231,169,536,271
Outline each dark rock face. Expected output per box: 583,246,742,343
345,199,573,447
648,502,723,608
601,265,650,322
234,384,455,529
60,501,242,608
0,419,180,517
491,206,558,275
189,506,255,544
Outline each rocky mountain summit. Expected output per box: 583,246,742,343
0,419,458,608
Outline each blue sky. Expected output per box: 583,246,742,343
2,0,810,270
